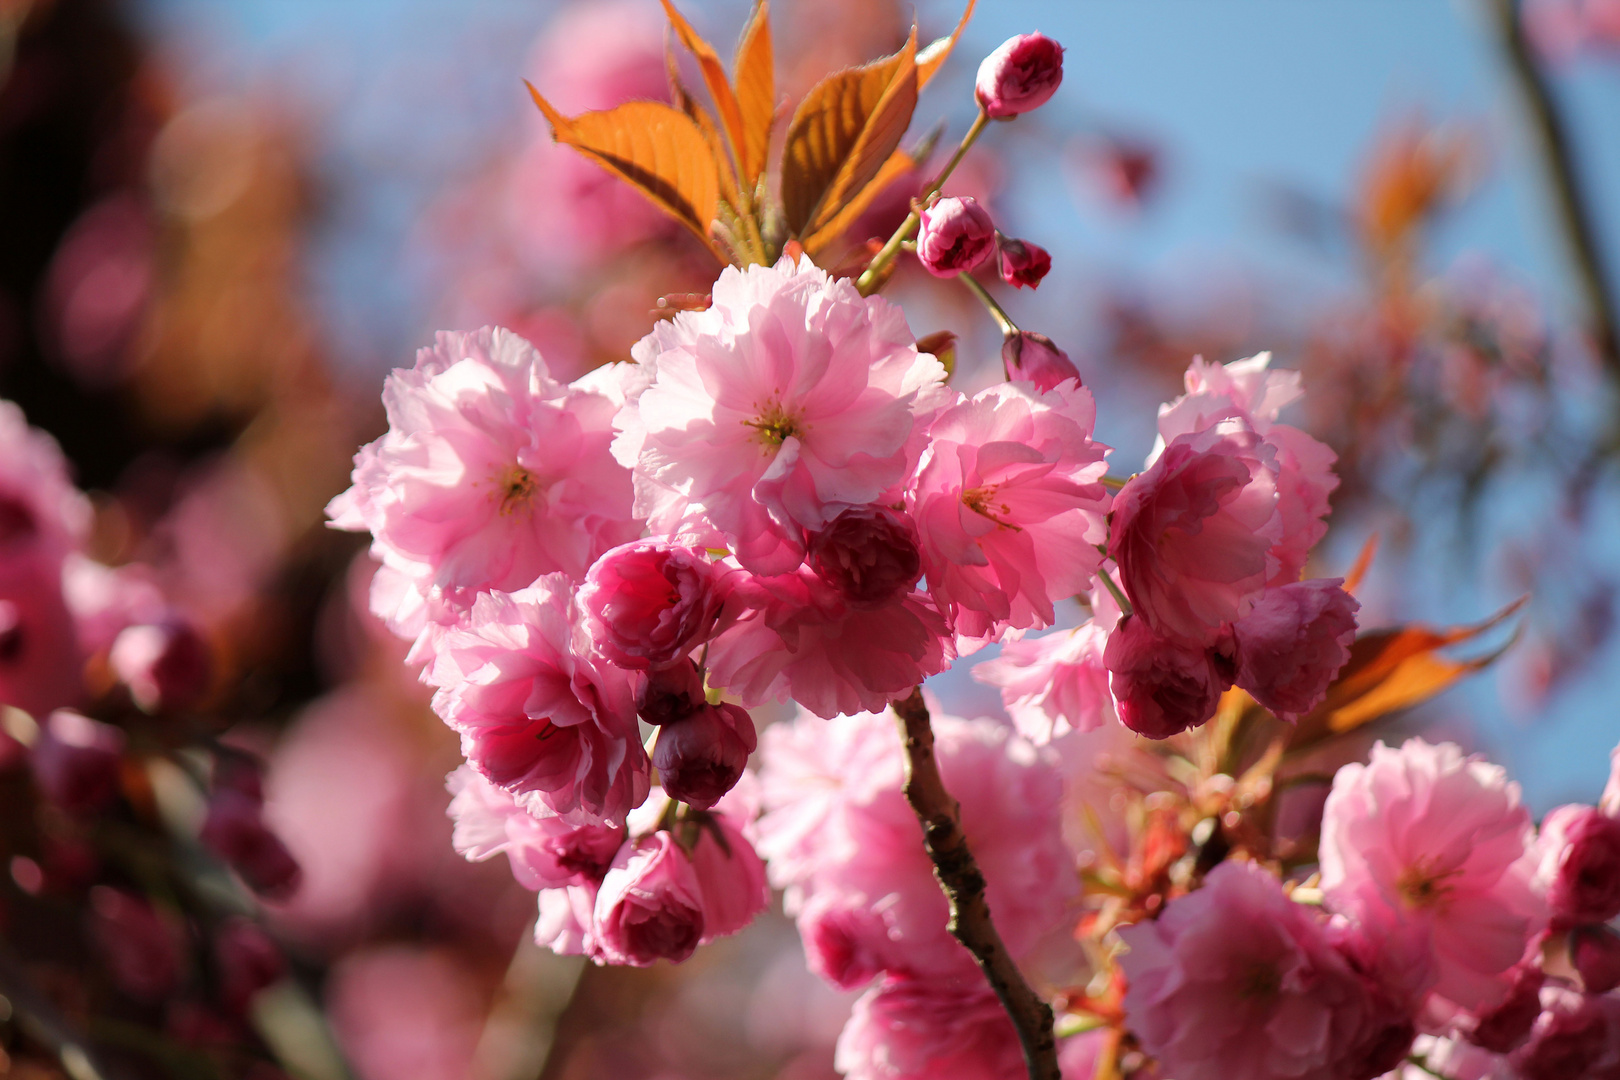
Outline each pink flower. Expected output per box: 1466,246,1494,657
327,327,639,645
1109,421,1282,645
972,573,1122,742
1319,739,1547,1013
60,555,165,656
807,504,923,608
445,764,625,889
613,256,946,575
975,33,1065,119
1231,579,1359,721
1001,331,1080,393
109,617,213,713
650,702,756,810
1534,804,1620,926
536,883,598,956
577,540,729,670
1105,614,1228,738
704,564,954,719
593,830,705,966
675,781,770,944
200,787,303,900
425,576,648,825
634,660,707,726
1153,353,1338,587
0,399,92,564
0,559,84,718
833,976,1025,1080
996,235,1051,289
1464,961,1546,1053
1571,925,1620,994
31,709,123,813
1603,741,1620,816
757,707,1075,987
1119,860,1414,1080
1509,986,1612,1080
915,197,996,277
908,381,1110,644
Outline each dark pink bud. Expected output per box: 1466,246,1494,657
916,196,995,277
1467,961,1546,1053
87,887,184,1002
1571,925,1620,994
1104,615,1227,739
808,505,922,608
31,709,124,813
214,917,284,1014
1510,987,1610,1080
996,235,1051,289
975,33,1064,119
636,661,706,726
1232,579,1359,722
652,703,756,810
109,618,213,713
0,564,85,718
1001,331,1081,392
1539,804,1620,926
199,789,302,900
594,832,706,966
579,541,728,670
0,495,38,548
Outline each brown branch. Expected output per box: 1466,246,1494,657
1487,0,1620,378
891,688,1061,1080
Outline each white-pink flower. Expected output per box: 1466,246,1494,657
1319,739,1547,1013
612,256,946,575
425,575,648,826
445,764,625,890
327,328,639,647
1152,353,1338,586
1119,860,1415,1080
908,380,1111,645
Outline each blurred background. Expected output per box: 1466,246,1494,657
2,0,1618,1077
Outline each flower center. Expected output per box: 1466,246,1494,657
1240,963,1281,1000
744,401,804,447
498,465,540,515
1396,860,1457,909
961,485,1022,530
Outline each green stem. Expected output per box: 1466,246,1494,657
857,108,991,295
1098,570,1134,617
958,272,1020,337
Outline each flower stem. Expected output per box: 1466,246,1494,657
857,108,991,295
957,272,1020,337
1097,569,1134,617
890,688,1061,1080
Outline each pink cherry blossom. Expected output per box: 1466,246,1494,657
833,976,1026,1080
31,709,124,813
757,707,1075,988
1464,961,1546,1053
0,559,84,719
199,786,302,900
445,764,625,890
0,399,92,564
593,830,706,966
425,575,648,825
1105,614,1228,739
806,504,923,608
996,235,1051,289
60,554,166,656
1533,803,1620,926
974,33,1065,120
612,256,946,575
915,197,996,277
1152,353,1338,586
1231,578,1359,721
109,617,212,713
1109,420,1282,645
704,564,954,719
577,540,730,670
907,380,1110,644
1571,925,1620,994
1319,739,1547,1013
1603,740,1620,815
327,327,639,648
1001,332,1080,393
1119,859,1415,1080
650,702,756,810
972,573,1122,742
1510,986,1613,1080
667,781,771,944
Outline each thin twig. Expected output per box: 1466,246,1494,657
957,272,1020,337
890,688,1061,1080
1486,0,1620,377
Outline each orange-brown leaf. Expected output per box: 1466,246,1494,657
661,0,748,178
1343,533,1380,595
667,45,739,208
528,85,723,260
801,147,915,255
733,0,774,185
781,28,918,238
916,0,976,89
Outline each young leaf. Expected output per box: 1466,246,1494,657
527,85,724,261
1343,533,1379,595
1288,596,1528,748
661,0,748,176
667,44,740,209
733,0,774,185
801,147,915,255
916,0,977,89
781,28,918,239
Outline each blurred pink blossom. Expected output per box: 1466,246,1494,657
1104,614,1227,739
578,540,731,670
834,976,1024,1080
1231,578,1359,721
1533,803,1620,927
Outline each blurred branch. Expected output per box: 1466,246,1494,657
1486,0,1620,378
474,931,586,1080
891,688,1060,1080
0,946,123,1080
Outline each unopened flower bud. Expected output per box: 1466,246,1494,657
110,618,212,713
594,831,705,966
200,788,302,900
652,703,756,809
1001,331,1080,392
975,33,1064,119
636,661,706,726
1104,615,1227,739
913,330,958,378
996,235,1051,289
808,505,923,608
214,917,284,1014
1572,925,1620,994
31,709,124,813
1537,804,1620,926
916,196,995,277
579,541,727,670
